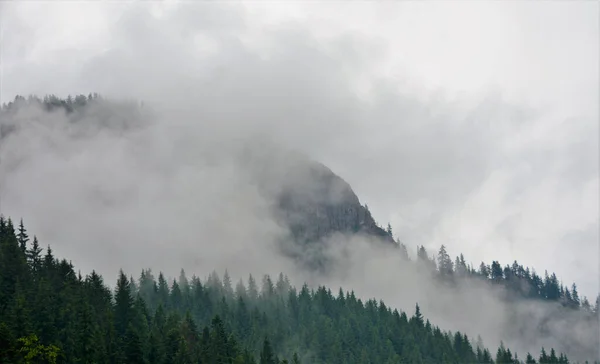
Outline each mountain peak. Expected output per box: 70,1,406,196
238,141,395,248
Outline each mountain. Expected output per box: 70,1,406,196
0,216,583,364
274,160,393,244
235,142,397,269
0,94,395,256
1,94,598,363
242,144,394,242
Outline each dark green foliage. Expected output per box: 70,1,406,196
0,322,17,363
260,337,276,364
17,220,29,255
526,352,537,364
0,217,595,364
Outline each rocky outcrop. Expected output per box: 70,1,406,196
276,162,394,245
239,142,395,248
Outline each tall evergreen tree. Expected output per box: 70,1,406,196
260,337,276,364
17,219,29,254
114,270,134,337
437,245,453,276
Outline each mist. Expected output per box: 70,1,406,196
1,1,598,362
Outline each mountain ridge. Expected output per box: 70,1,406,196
0,95,599,363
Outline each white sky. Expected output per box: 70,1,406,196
1,1,598,298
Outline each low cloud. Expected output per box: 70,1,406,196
1,1,598,361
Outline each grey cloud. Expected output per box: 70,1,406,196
307,233,599,362
1,1,598,361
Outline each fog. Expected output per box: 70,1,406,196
0,1,598,361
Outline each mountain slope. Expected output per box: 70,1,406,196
234,142,397,269
238,142,394,245
276,161,393,244
0,217,580,364
1,95,598,363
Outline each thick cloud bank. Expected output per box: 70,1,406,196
1,1,598,361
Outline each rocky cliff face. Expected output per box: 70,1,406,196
276,162,394,245
239,142,395,251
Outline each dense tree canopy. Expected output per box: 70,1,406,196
0,216,598,363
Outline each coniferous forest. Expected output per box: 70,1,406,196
1,216,598,364
0,96,599,363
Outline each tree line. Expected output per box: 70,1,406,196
411,243,599,312
1,216,596,363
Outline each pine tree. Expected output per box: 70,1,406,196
223,270,234,298
526,352,537,363
479,262,490,279
235,279,247,299
570,283,580,307
0,217,28,313
261,275,275,298
540,347,549,363
171,280,183,311
417,246,436,271
27,236,43,276
124,324,146,364
181,311,200,362
549,348,558,363
115,271,133,329
491,261,503,282
209,315,230,363
260,337,276,364
157,272,170,308
17,219,29,254
178,269,190,295
138,269,157,311
248,274,259,301
437,245,453,276
412,303,424,327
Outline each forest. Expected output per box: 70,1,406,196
0,95,599,363
0,216,597,364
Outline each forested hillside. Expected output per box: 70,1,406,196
0,217,597,364
1,94,598,311
1,95,599,363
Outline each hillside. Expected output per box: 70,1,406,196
0,95,398,266
0,217,587,364
0,95,599,363
236,142,398,269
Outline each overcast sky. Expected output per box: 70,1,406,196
0,1,598,299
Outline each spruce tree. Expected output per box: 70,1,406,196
260,337,276,364
437,245,453,276
526,352,537,363
114,269,135,362
17,219,29,254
